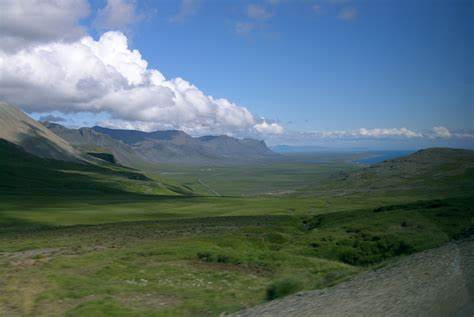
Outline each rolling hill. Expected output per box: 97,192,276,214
320,148,474,197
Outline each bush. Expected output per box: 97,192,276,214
337,236,414,266
265,232,287,244
265,278,301,301
196,251,234,264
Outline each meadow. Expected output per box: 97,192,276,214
1,142,473,316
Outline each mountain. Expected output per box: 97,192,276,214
44,122,146,167
92,126,277,164
0,102,80,161
199,135,274,158
91,127,193,145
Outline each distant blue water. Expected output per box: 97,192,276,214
354,151,414,165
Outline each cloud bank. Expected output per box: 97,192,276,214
0,0,282,137
308,127,473,140
0,30,282,136
263,126,474,149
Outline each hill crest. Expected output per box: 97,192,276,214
0,102,81,161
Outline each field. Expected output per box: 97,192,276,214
1,142,474,316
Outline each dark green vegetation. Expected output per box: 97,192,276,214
266,279,302,301
2,196,473,316
87,152,117,164
1,135,473,316
303,197,474,265
0,139,173,200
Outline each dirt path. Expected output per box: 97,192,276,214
232,238,474,317
198,178,220,196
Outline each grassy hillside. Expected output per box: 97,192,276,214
0,139,181,199
310,148,474,198
1,197,472,316
1,146,473,316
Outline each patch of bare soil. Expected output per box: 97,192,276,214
232,238,474,317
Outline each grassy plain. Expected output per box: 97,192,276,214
1,142,473,316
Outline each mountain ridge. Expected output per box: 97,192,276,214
0,102,81,162
91,126,277,164
44,122,147,167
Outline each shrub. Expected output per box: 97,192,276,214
196,251,213,262
265,232,287,244
337,236,414,266
196,251,235,264
266,278,301,301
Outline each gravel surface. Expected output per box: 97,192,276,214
232,238,474,317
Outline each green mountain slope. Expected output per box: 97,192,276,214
0,139,180,198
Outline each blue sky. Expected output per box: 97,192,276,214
85,0,473,132
0,0,472,149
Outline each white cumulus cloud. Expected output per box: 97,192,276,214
254,121,284,134
357,127,421,138
0,31,282,136
431,126,452,138
317,127,422,139
0,0,90,52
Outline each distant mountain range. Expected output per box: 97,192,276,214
2,102,473,201
91,126,276,165
0,103,276,166
46,123,276,166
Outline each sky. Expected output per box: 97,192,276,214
0,0,473,149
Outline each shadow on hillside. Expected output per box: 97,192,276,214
0,138,195,204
